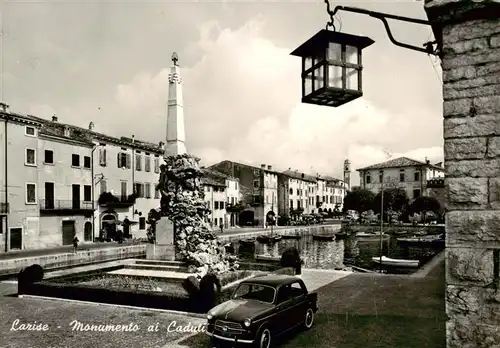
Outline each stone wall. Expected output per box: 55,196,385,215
425,1,500,347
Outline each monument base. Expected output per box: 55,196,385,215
146,243,176,261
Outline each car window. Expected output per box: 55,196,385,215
233,283,275,303
291,282,306,298
276,285,292,304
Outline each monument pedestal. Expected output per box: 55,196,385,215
146,218,176,261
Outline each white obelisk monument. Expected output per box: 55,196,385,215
165,52,187,156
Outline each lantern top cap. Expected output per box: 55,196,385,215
290,29,374,57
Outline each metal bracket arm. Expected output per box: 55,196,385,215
327,5,441,56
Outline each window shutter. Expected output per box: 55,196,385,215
126,154,131,169
117,153,122,167
103,149,107,166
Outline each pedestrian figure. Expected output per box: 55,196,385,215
220,224,223,233
72,235,79,253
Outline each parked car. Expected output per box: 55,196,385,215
205,274,318,348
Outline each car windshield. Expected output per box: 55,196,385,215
233,283,275,303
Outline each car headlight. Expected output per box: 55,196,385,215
207,313,213,320
243,318,251,327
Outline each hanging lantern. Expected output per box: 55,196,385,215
290,29,374,107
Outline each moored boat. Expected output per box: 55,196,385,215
371,256,420,268
335,232,348,239
397,234,444,248
255,254,280,262
312,234,335,241
239,237,256,245
256,235,271,243
356,232,390,242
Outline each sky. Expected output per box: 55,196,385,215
0,0,443,185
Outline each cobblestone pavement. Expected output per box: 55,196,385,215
0,281,205,348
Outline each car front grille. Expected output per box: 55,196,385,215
214,320,244,335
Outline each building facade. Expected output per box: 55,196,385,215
357,157,445,200
209,161,278,227
0,106,163,252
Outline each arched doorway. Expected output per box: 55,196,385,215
84,221,92,241
239,210,255,226
101,214,117,241
318,208,323,213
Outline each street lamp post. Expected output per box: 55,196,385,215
379,169,384,273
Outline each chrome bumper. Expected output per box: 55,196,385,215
205,330,254,344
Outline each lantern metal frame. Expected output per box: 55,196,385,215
291,30,375,107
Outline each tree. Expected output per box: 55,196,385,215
410,196,441,223
343,188,376,217
372,188,409,220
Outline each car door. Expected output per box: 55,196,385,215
274,285,294,334
289,281,308,327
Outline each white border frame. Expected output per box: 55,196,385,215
25,182,38,205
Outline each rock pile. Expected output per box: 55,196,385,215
157,153,237,276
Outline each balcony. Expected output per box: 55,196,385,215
0,202,9,214
98,192,137,209
39,199,94,216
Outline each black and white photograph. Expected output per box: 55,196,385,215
0,0,498,347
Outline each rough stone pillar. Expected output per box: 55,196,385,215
425,1,500,347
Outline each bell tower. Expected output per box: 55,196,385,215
343,159,351,190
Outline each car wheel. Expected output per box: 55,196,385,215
303,307,315,330
256,327,272,348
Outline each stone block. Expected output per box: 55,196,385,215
443,19,500,44
146,243,175,261
447,210,500,245
442,48,500,70
444,138,487,160
444,114,500,139
490,34,500,48
443,75,500,100
446,247,494,286
476,62,500,77
156,218,174,245
443,37,490,55
446,285,500,348
444,98,473,117
446,177,488,209
474,95,500,114
489,178,500,209
486,136,500,158
446,159,500,178
443,65,476,83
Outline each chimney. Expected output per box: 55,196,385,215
52,114,58,122
0,101,10,112
267,165,272,170
261,164,266,169
88,121,94,130
301,173,305,179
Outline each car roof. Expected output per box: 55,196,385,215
241,274,301,287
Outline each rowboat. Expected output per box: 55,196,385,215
255,254,280,262
372,256,420,268
397,234,445,248
356,232,390,242
312,234,336,241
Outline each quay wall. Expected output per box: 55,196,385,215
0,244,146,277
218,224,341,242
349,224,445,235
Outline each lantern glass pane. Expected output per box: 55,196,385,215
345,45,359,64
327,42,342,61
346,68,359,90
304,73,313,96
313,67,324,91
327,65,342,88
305,57,313,70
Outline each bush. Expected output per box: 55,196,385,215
182,276,200,297
18,264,44,294
198,273,222,313
280,247,301,268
